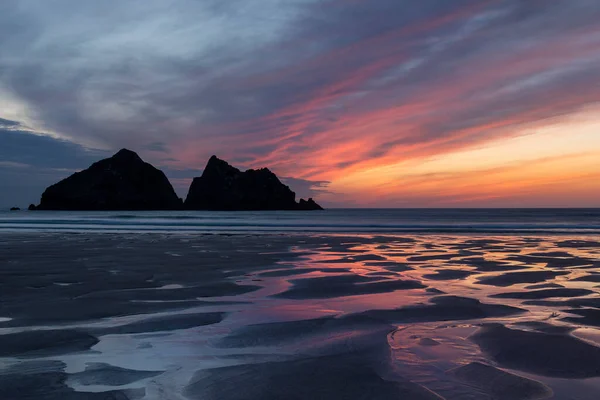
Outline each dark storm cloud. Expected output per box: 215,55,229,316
0,0,599,206
0,118,21,129
0,124,109,207
0,123,207,205
0,127,109,170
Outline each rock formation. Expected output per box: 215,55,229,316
9,207,20,211
184,156,323,210
297,198,323,210
36,149,182,210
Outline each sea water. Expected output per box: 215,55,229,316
1,208,599,234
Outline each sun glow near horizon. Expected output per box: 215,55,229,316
319,107,600,207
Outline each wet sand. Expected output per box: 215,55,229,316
471,324,600,378
1,233,600,399
447,362,552,400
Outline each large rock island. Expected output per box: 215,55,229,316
184,156,323,210
36,149,182,210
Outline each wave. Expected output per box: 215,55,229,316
1,222,600,234
2,209,599,234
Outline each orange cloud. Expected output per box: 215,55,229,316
161,3,600,207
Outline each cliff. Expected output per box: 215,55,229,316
36,149,182,210
184,156,323,210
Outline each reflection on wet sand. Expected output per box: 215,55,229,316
0,233,599,399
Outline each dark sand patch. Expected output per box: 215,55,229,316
454,257,526,272
524,297,600,308
0,234,290,327
470,324,600,378
460,238,505,246
257,251,317,260
476,271,569,287
408,254,461,262
382,251,418,257
132,332,172,339
447,362,552,400
273,275,425,299
218,316,389,348
557,240,600,248
527,251,574,258
320,254,387,263
315,257,356,264
0,330,98,358
68,363,162,386
422,269,476,281
0,361,144,400
350,296,524,323
1,297,205,327
345,254,387,262
561,308,600,327
545,258,595,268
317,267,354,273
81,282,261,301
572,273,600,283
507,254,595,269
218,317,334,348
184,354,443,400
383,265,415,272
257,268,320,277
525,283,564,290
489,288,593,299
1,272,257,326
363,261,414,271
93,312,225,335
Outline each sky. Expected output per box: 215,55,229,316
1,0,599,208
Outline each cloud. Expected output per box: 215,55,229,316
1,0,599,206
0,122,111,206
0,118,21,129
0,125,109,170
144,141,169,153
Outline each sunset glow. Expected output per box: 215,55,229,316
1,0,599,207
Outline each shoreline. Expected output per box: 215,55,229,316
3,209,600,236
3,231,600,239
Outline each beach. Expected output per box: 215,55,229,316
2,0,599,396
1,224,600,399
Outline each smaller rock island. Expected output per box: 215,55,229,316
184,155,323,211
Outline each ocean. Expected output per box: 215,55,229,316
1,208,600,234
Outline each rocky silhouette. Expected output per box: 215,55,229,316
9,207,20,211
36,149,182,210
185,156,323,210
298,198,323,210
